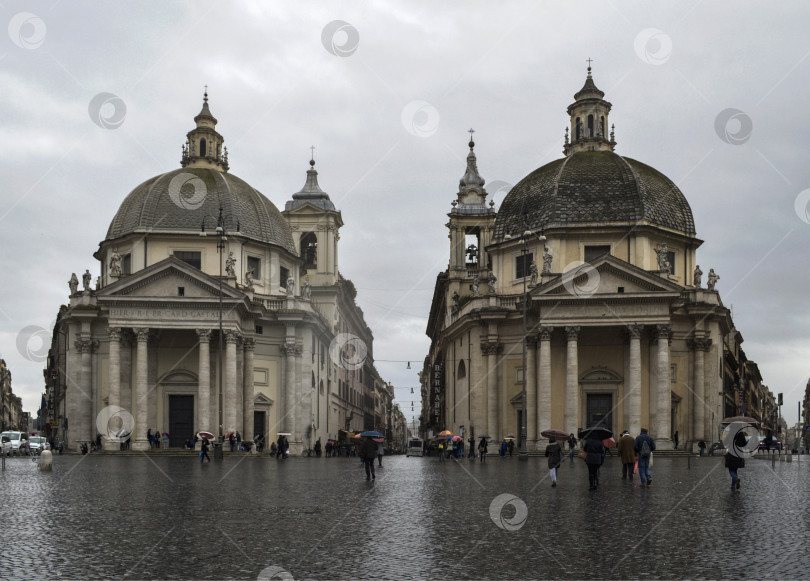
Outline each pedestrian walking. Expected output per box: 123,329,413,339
500,440,507,457
725,430,747,490
698,439,706,456
438,440,445,461
617,431,636,481
584,432,604,490
360,436,377,480
507,440,514,457
478,438,488,463
673,430,679,450
147,428,153,449
270,441,277,457
200,438,211,462
235,431,242,451
568,433,577,460
377,441,384,466
315,438,322,457
633,428,656,486
545,438,562,487
229,433,236,452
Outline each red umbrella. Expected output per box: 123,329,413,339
602,437,616,448
197,431,214,441
541,429,570,441
372,438,384,443
225,431,235,438
451,436,463,442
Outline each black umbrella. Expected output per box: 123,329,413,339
478,434,492,439
578,426,613,440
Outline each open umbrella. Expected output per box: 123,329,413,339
276,432,291,436
372,438,384,443
602,437,616,448
451,436,463,442
478,434,492,439
361,431,383,438
721,416,758,425
503,435,516,441
225,431,235,438
438,430,453,437
541,429,570,441
197,431,215,441
578,426,613,440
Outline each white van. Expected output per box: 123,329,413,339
1,431,26,455
406,438,424,457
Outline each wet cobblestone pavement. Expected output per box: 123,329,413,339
0,452,807,580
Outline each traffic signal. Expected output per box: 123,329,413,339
778,393,783,406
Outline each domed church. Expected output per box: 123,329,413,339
46,92,388,452
425,67,740,452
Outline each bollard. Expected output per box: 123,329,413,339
40,449,53,471
687,455,691,470
786,452,792,463
772,453,776,468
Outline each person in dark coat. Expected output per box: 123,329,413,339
200,438,211,462
584,432,605,490
617,431,636,481
568,433,577,460
633,428,656,486
478,438,488,463
725,431,747,490
360,436,377,480
545,438,562,487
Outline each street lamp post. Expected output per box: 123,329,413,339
518,220,533,461
200,206,238,455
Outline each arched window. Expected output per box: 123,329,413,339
588,115,594,137
312,372,316,389
457,360,466,379
301,232,317,268
199,139,206,157
575,118,581,140
600,116,605,137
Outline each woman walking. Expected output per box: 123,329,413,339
545,438,562,487
478,438,488,463
568,433,577,460
584,432,604,491
725,431,747,490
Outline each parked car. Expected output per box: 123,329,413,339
0,431,27,455
28,436,49,454
759,435,782,451
1,434,10,456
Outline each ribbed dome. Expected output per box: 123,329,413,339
494,151,695,239
106,167,296,254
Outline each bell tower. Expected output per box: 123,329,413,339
447,131,496,290
563,62,616,156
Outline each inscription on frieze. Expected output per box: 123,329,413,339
110,308,220,320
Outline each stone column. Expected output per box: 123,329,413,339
224,330,239,434
103,328,122,450
243,337,255,441
281,340,299,436
120,332,132,420
537,327,553,441
525,335,537,448
627,324,643,436
655,324,673,449
132,327,150,451
482,342,500,438
564,326,580,436
689,336,711,441
196,329,212,433
74,337,93,448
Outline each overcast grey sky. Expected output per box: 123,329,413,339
1,1,809,428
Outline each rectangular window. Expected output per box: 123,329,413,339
174,251,201,269
584,245,611,262
666,251,676,275
515,253,533,279
280,266,289,290
247,256,261,279
670,363,677,383
178,287,184,297
255,325,263,335
515,366,524,384
121,254,131,275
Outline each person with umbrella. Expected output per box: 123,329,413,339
545,438,562,487
725,428,748,490
200,437,211,463
567,433,577,460
360,435,377,480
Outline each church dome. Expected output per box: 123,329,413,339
104,91,296,255
105,167,296,254
494,68,695,240
494,150,696,239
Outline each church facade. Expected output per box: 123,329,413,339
45,93,389,452
424,68,765,452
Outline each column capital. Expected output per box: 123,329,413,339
91,339,100,354
196,329,212,342
224,329,240,345
526,335,539,348
242,337,256,351
280,341,302,356
480,341,502,356
564,326,580,341
108,327,122,342
133,327,150,342
652,324,672,345
537,326,554,341
74,338,93,353
626,323,644,340
688,336,712,351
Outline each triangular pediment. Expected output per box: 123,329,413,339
97,256,245,300
533,255,683,298
254,393,274,406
